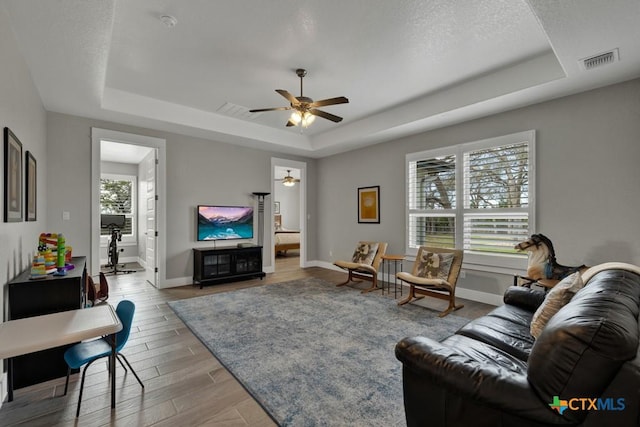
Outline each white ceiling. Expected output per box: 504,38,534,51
101,141,153,164
3,0,640,159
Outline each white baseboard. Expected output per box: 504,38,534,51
161,276,193,288
314,260,341,271
456,287,502,306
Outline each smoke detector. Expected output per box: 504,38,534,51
160,15,177,28
579,49,619,71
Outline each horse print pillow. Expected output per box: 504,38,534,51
351,242,379,265
416,252,454,281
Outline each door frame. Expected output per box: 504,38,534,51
142,148,159,286
271,157,307,270
91,128,167,287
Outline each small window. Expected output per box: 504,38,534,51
100,174,136,239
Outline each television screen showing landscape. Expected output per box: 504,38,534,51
197,205,254,241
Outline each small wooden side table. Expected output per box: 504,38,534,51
381,254,405,298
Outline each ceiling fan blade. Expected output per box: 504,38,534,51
309,96,349,108
310,109,343,123
286,119,296,127
249,106,291,113
276,89,300,106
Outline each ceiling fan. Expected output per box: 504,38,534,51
275,170,300,187
250,68,349,128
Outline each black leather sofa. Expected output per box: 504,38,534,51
395,267,640,427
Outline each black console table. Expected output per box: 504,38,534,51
8,256,86,389
193,246,265,288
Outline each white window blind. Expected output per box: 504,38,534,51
100,175,136,237
408,154,456,249
407,131,535,269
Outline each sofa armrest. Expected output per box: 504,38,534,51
503,286,546,311
395,336,563,424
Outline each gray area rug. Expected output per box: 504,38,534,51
168,278,470,426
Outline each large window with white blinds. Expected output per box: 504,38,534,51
406,130,535,270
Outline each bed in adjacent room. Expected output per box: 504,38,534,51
274,215,300,254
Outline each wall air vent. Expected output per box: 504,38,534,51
217,102,263,120
580,49,619,71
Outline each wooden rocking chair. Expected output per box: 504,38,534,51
334,241,388,293
397,246,464,317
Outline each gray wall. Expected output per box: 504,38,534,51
0,6,47,401
317,78,640,300
274,181,301,230
0,6,47,323
46,112,317,282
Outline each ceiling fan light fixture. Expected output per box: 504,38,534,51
290,110,302,124
281,169,297,187
302,112,315,127
250,69,348,128
290,110,315,127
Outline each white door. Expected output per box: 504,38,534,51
144,150,158,286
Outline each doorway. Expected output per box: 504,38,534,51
91,128,167,288
271,158,307,271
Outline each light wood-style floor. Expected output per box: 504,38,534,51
0,255,494,426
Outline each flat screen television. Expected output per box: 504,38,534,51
197,205,254,241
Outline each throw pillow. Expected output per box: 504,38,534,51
351,242,379,265
416,252,454,281
530,272,584,339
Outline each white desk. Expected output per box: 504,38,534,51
0,305,122,406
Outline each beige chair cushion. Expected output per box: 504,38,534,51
530,272,584,339
396,272,448,287
334,260,376,275
351,242,379,265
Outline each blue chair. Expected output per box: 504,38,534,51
63,300,144,417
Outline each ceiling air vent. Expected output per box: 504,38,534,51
580,49,619,71
217,102,263,120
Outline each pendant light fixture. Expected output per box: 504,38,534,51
282,170,297,187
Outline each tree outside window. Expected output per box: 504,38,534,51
100,175,135,236
407,130,535,269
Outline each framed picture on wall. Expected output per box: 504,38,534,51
4,127,23,222
274,201,280,214
357,185,380,224
25,151,37,221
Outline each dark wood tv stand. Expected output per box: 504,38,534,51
193,245,265,288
